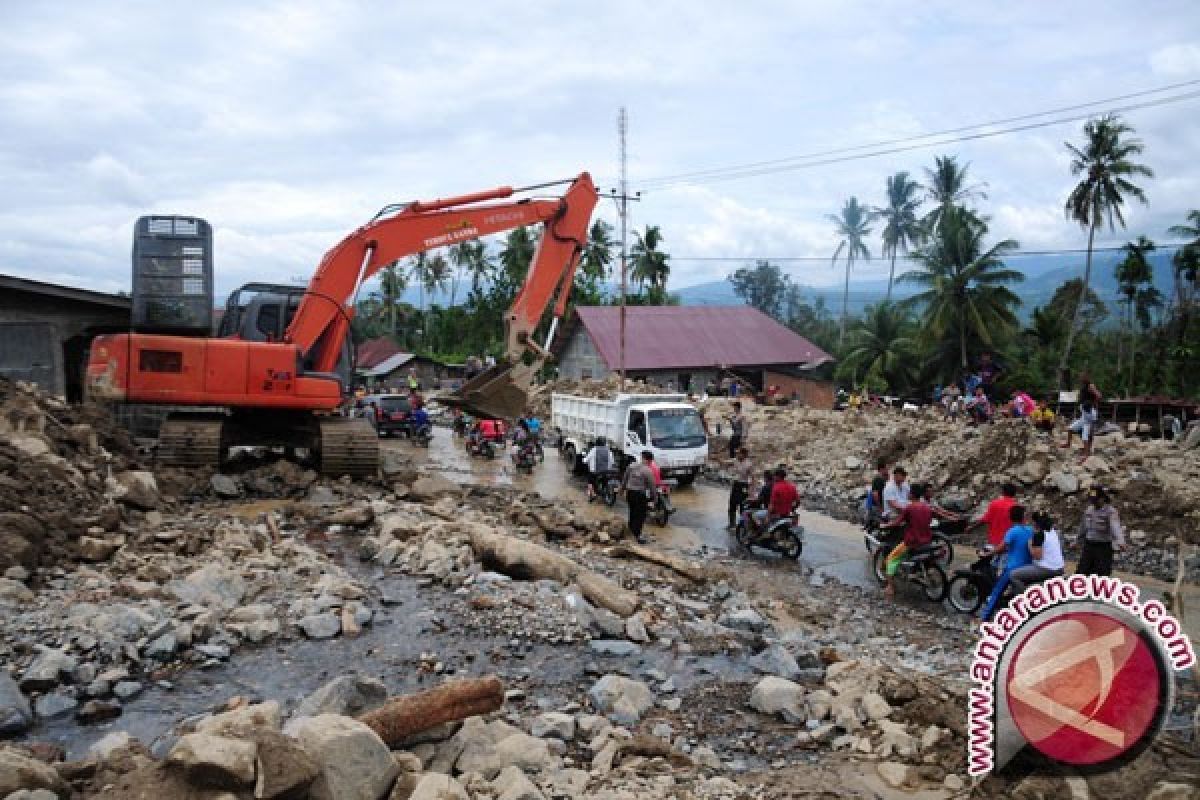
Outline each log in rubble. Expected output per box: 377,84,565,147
466,528,640,617
358,676,505,747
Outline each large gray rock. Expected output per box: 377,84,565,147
718,608,768,633
409,773,469,800
749,644,801,680
299,614,341,640
34,691,78,719
749,676,806,722
456,731,560,779
530,712,575,741
1046,471,1080,495
492,765,546,800
196,701,282,736
0,670,32,734
114,470,160,509
284,713,398,800
167,732,258,788
587,675,654,726
210,474,242,498
588,639,641,657
0,748,69,797
293,674,388,719
0,577,35,607
253,730,320,800
408,474,459,502
169,564,246,611
19,648,76,692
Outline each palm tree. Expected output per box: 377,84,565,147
498,227,536,298
828,197,873,347
922,156,987,235
899,206,1022,373
842,302,915,392
1058,114,1153,384
576,219,615,304
631,225,671,301
1115,236,1155,392
873,172,923,302
448,241,486,307
378,263,407,336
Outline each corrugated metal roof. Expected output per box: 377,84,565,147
360,352,415,377
356,337,402,369
574,306,833,371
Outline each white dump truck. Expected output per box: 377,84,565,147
551,393,708,485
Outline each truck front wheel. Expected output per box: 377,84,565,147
675,471,697,488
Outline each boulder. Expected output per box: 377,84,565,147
530,712,575,741
285,713,399,800
252,730,320,800
169,564,246,611
588,640,641,657
0,671,33,734
492,765,546,800
0,578,34,607
293,674,388,719
876,761,912,789
1047,471,1080,495
718,608,768,633
19,648,76,692
77,536,120,562
35,692,78,718
167,732,258,789
408,773,469,800
299,613,341,640
861,691,892,721
114,470,160,509
196,701,282,736
624,613,650,643
0,513,44,571
456,731,560,780
87,731,134,759
587,675,654,726
749,644,801,680
748,676,805,722
210,474,242,498
0,748,69,797
408,475,459,502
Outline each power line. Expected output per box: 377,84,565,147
670,242,1190,262
631,83,1200,191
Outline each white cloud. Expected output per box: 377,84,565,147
1150,43,1200,76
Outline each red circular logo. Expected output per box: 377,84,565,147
1006,611,1165,766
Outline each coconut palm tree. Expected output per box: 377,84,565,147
1058,114,1153,384
631,225,671,302
498,227,536,301
576,219,615,304
899,206,1022,373
922,156,987,235
842,301,915,392
873,172,923,302
828,197,873,347
1115,236,1155,391
449,240,487,307
378,263,407,337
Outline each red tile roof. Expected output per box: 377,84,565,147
573,306,833,371
356,336,402,369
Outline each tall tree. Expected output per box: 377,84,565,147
842,301,915,392
631,225,671,303
922,156,987,234
378,262,407,337
1058,114,1153,384
729,260,790,319
899,206,1022,373
828,197,873,347
449,240,488,307
497,226,537,301
576,219,615,305
873,172,923,300
1115,236,1155,392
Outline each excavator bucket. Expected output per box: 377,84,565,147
443,360,535,420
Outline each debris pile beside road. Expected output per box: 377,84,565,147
708,398,1200,581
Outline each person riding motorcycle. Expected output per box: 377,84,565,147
408,404,431,440
747,467,797,540
583,438,615,501
881,482,960,600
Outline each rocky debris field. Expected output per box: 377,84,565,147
699,394,1200,583
1,376,1198,799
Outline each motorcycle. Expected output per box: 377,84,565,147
735,501,804,560
512,442,538,474
946,546,1003,615
465,435,495,459
864,525,947,602
652,480,676,526
410,422,433,448
594,470,620,507
863,509,954,568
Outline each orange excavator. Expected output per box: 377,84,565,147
86,172,598,475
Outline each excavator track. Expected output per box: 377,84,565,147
157,414,225,469
318,417,379,477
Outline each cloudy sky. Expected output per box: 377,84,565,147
2,1,1198,298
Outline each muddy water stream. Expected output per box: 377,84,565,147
31,426,1198,757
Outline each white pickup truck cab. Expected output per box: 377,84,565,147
551,393,708,486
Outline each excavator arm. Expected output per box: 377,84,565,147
286,172,597,417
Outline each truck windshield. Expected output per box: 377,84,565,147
648,409,706,449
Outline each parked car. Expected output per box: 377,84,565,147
362,394,412,437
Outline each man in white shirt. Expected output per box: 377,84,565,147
583,439,614,501
881,466,911,522
1010,510,1065,592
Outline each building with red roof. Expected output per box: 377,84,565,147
556,306,834,405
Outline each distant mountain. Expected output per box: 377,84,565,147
674,251,1177,322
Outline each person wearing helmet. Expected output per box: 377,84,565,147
1076,485,1124,576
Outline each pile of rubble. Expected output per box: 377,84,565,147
709,398,1200,581
529,378,675,419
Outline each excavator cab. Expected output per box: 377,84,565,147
218,283,354,393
